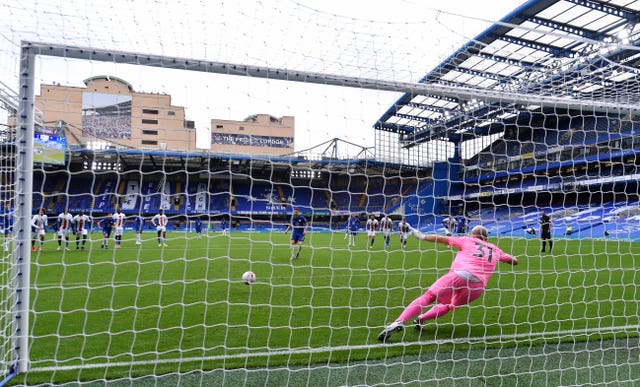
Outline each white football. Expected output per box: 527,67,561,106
242,271,256,285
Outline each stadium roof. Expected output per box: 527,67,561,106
376,0,640,146
83,75,134,91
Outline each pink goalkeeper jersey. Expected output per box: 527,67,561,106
447,236,513,286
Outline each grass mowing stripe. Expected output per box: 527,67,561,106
31,265,631,289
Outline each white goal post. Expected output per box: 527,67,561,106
10,44,36,376
22,42,640,115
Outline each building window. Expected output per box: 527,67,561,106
216,125,223,129
142,119,158,125
142,130,158,135
184,120,195,129
141,140,158,145
142,109,159,115
168,111,176,116
239,126,245,131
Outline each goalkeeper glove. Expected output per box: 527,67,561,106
410,227,425,240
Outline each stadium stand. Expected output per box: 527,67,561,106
30,156,423,233
440,113,640,240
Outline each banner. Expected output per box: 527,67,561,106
212,133,293,148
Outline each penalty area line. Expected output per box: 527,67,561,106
28,323,640,373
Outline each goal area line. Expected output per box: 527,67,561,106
28,323,640,373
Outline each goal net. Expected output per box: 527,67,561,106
1,0,640,385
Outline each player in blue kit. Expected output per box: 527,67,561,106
345,213,361,247
455,215,468,235
99,212,114,249
134,215,145,245
194,218,203,239
220,216,228,236
284,208,308,260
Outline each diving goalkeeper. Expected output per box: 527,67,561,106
378,225,518,342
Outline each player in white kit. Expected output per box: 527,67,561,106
151,209,169,247
380,214,394,249
366,214,379,248
31,207,48,251
398,217,411,249
57,209,74,251
112,208,126,249
73,210,92,250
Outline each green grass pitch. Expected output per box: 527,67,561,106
16,231,640,384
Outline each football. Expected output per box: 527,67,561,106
241,271,256,285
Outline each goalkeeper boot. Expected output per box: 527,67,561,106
377,321,404,342
413,317,424,331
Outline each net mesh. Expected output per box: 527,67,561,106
0,0,639,385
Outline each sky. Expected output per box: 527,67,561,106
0,0,529,157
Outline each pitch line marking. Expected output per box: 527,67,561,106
28,324,640,373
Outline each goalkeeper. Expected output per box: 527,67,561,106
378,225,518,342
